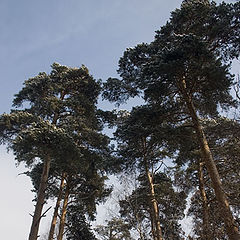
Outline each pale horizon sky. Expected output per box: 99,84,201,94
0,0,235,239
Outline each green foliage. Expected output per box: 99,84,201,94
113,105,176,172
66,167,112,221
0,63,110,169
103,1,239,117
95,217,134,240
0,111,81,166
65,205,97,240
0,63,113,240
162,0,240,60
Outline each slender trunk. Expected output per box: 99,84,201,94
57,180,70,240
146,170,163,240
149,209,158,240
48,173,66,240
142,138,163,240
28,156,51,240
179,79,240,240
198,161,211,240
28,95,64,240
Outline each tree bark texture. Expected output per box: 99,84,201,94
48,172,66,240
57,180,70,240
28,156,51,240
179,79,240,240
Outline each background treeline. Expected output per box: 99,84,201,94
0,0,240,239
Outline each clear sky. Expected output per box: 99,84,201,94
0,0,235,239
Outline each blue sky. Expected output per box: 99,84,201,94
0,0,236,239
0,0,180,113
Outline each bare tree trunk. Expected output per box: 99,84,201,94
57,180,70,240
28,156,51,240
179,79,240,240
142,138,163,240
48,172,66,240
198,161,211,240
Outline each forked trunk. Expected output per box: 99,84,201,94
28,156,51,240
57,180,70,240
48,172,66,240
198,161,211,240
180,79,240,240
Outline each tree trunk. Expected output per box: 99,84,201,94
28,156,51,240
48,172,66,240
179,79,240,240
146,170,163,240
57,180,70,240
149,209,158,240
142,138,163,240
198,161,211,240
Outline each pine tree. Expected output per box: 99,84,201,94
113,106,186,239
103,1,240,238
0,63,109,240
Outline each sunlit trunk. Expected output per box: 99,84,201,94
180,78,240,240
28,156,51,240
48,172,66,240
57,180,70,240
142,138,163,240
146,170,163,240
